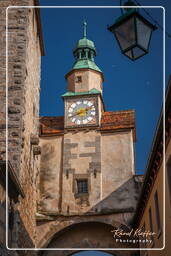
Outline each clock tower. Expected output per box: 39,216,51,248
63,21,104,128
39,22,137,221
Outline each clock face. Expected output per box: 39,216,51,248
65,98,98,127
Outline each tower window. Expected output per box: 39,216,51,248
88,51,91,59
76,76,82,83
77,179,88,194
81,50,86,58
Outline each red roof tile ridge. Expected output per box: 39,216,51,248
103,109,135,115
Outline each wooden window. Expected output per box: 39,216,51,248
154,191,161,234
148,208,154,244
140,223,148,256
77,179,88,194
33,104,35,115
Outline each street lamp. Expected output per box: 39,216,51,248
108,0,157,61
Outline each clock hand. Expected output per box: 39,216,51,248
69,105,94,118
84,106,94,112
77,106,93,115
70,109,84,118
70,111,80,118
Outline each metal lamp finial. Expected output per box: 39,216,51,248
83,20,87,38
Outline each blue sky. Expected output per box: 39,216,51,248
74,252,111,256
39,0,170,176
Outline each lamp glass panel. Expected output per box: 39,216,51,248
114,17,136,51
136,18,152,50
132,46,145,59
125,49,133,59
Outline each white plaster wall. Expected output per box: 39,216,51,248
101,131,135,199
39,136,63,213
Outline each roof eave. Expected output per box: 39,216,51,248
65,68,104,81
34,0,45,56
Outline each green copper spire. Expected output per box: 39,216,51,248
71,21,102,73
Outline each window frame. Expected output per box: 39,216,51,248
76,76,82,83
76,179,88,194
154,190,162,237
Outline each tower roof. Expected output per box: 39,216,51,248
70,21,102,73
74,38,96,51
73,21,96,52
72,59,102,73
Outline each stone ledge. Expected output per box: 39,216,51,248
36,207,135,220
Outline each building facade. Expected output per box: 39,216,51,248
133,77,171,255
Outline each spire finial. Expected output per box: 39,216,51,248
83,20,87,38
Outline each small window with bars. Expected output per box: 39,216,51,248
77,179,88,194
76,76,82,83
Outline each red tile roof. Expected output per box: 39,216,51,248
101,110,135,128
40,110,136,140
40,116,64,135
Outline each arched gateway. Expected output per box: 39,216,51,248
37,216,139,255
37,22,143,254
37,216,132,248
39,221,137,256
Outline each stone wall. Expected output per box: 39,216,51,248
0,181,6,248
16,3,41,246
62,130,102,214
0,0,42,252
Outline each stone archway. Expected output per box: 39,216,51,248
36,214,133,249
38,221,138,256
